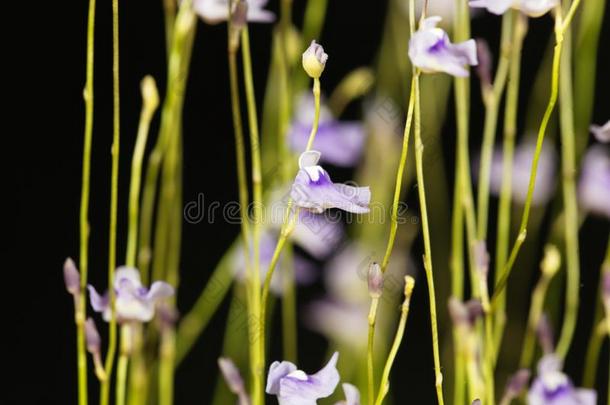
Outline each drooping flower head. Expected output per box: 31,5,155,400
528,354,596,405
266,352,340,405
408,17,478,77
578,144,610,218
88,267,174,323
193,0,275,25
590,120,610,143
302,40,328,79
291,151,371,214
289,93,366,167
469,0,558,17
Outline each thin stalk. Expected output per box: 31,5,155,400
116,326,131,405
159,328,176,405
241,25,264,405
555,9,579,359
101,0,120,402
493,12,527,354
476,12,513,240
491,4,583,305
126,77,159,266
369,77,416,405
373,278,415,405
519,270,557,368
77,0,96,403
414,71,445,405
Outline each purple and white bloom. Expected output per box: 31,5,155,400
291,151,371,214
193,0,275,25
590,120,610,143
233,231,316,295
88,267,174,323
469,0,558,17
289,93,366,167
266,352,340,405
527,354,596,405
335,383,361,405
489,138,556,205
578,145,610,218
408,17,477,77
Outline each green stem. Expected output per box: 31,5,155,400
116,326,130,405
493,12,527,356
555,8,579,359
373,279,414,405
77,0,96,403
491,4,583,305
240,25,264,405
159,329,176,405
414,71,445,405
367,298,380,405
476,12,513,240
126,77,159,267
101,0,120,402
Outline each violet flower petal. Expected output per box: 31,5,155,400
590,120,610,143
277,352,340,402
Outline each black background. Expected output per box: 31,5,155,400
13,0,610,403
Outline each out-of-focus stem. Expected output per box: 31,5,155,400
555,7,579,359
491,3,583,305
126,77,159,267
241,25,265,405
476,12,513,241
493,11,526,355
367,297,380,405
373,277,415,405
100,0,120,403
77,0,96,403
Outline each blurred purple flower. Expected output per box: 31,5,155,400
289,94,366,167
64,257,80,297
408,16,477,77
266,352,340,405
291,151,371,214
528,354,596,405
305,300,369,349
469,0,558,17
218,357,250,405
335,383,361,405
489,138,556,205
193,0,275,25
233,231,316,295
578,145,610,218
88,267,174,323
590,120,610,143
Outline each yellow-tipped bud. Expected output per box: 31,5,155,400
541,244,561,277
140,75,159,113
404,276,415,299
302,40,328,79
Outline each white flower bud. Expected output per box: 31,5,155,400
302,40,328,79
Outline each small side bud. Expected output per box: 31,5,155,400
140,75,160,113
404,275,415,299
503,369,531,400
367,262,384,299
540,244,561,277
472,400,481,405
63,258,80,296
85,318,101,354
536,313,554,354
302,40,328,79
448,297,483,328
218,357,245,394
475,39,492,93
229,1,248,50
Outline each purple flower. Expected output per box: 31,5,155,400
408,17,477,77
489,138,556,205
291,151,371,214
335,383,361,405
289,94,366,167
266,352,340,405
578,145,610,218
193,0,275,25
528,354,596,405
590,120,610,143
88,267,174,323
469,0,558,17
233,231,316,295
